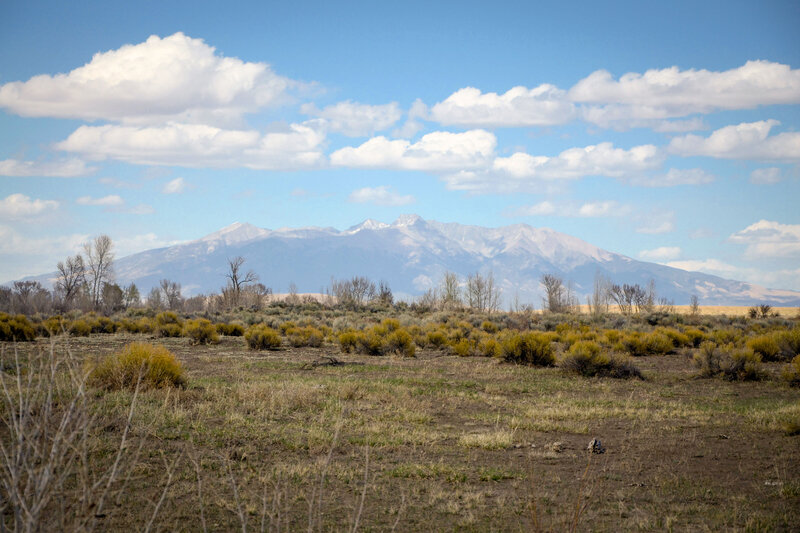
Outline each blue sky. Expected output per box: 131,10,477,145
1,0,799,292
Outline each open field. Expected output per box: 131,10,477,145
3,318,799,532
576,305,800,317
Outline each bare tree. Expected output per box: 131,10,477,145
12,281,51,315
541,274,571,313
330,276,376,307
147,286,164,310
159,279,183,310
689,294,700,316
586,272,611,318
377,280,393,306
224,256,259,308
123,283,141,308
466,271,501,312
55,254,85,310
439,271,462,310
83,235,114,310
101,282,125,314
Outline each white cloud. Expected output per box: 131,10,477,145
301,101,402,137
162,177,187,194
0,225,86,257
76,195,124,206
430,85,576,127
114,233,182,256
571,60,800,127
0,158,94,177
56,121,326,170
0,194,59,218
444,142,662,193
666,258,740,275
347,186,415,206
636,211,675,234
330,129,496,172
628,168,715,187
518,201,556,216
668,120,800,161
123,204,155,215
392,99,428,138
729,220,800,257
749,167,782,185
517,200,627,218
0,32,293,125
639,246,682,261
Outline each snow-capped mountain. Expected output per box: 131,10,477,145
20,215,800,306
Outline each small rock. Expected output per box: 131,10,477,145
548,441,564,453
587,438,605,454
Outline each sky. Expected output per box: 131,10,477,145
0,0,799,292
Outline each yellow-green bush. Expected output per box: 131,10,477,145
93,316,118,334
68,319,92,337
659,327,690,348
88,342,185,390
216,322,245,336
357,327,386,355
381,318,401,332
43,315,67,336
0,313,36,342
386,328,416,357
425,329,448,349
683,327,707,348
154,312,183,338
245,325,282,350
476,334,499,357
623,331,673,356
183,318,219,345
782,355,800,387
451,338,471,357
693,342,763,381
286,326,324,347
746,334,781,361
499,332,555,366
279,321,296,335
774,327,800,359
338,330,361,353
481,320,498,334
559,340,641,379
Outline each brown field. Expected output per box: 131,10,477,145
3,323,799,532
576,305,800,317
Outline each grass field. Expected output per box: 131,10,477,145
3,326,799,532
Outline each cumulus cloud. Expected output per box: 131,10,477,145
0,158,94,177
517,200,628,218
56,121,326,170
729,220,800,257
76,195,124,206
330,129,496,172
668,120,800,161
628,168,715,187
347,186,415,206
443,142,662,193
665,258,740,275
0,194,59,218
162,177,187,194
639,246,682,261
0,32,293,125
571,60,800,127
301,100,402,136
392,99,428,138
430,85,576,127
749,167,782,185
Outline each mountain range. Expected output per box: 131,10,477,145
20,215,800,306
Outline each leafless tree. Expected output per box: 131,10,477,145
377,280,393,306
83,235,114,310
224,256,259,308
147,286,164,310
586,272,611,318
439,271,462,310
101,282,125,314
159,279,183,310
330,276,376,307
55,254,85,310
689,294,700,316
123,283,141,308
11,281,51,315
541,274,575,313
466,271,501,312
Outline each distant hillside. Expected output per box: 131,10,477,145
19,215,800,306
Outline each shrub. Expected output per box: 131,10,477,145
451,338,472,357
693,342,721,378
183,319,219,345
746,335,781,361
623,332,673,356
88,342,185,390
684,327,707,348
481,321,498,334
154,312,183,338
386,329,416,357
245,325,282,350
0,313,36,342
425,330,448,349
722,348,763,381
68,319,92,337
357,328,386,355
782,355,800,387
381,318,401,332
41,315,67,336
774,327,800,359
559,341,642,379
287,326,324,347
500,332,555,366
216,323,245,336
338,330,361,353
477,335,499,357
659,327,690,348
94,317,118,334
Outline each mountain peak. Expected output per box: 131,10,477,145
347,219,390,232
200,222,270,245
393,214,423,227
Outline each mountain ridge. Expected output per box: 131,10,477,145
13,215,800,306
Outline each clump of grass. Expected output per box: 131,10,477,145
88,342,185,390
458,429,514,450
183,318,219,345
559,340,642,379
500,332,555,366
781,354,800,387
244,324,282,350
0,312,36,342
